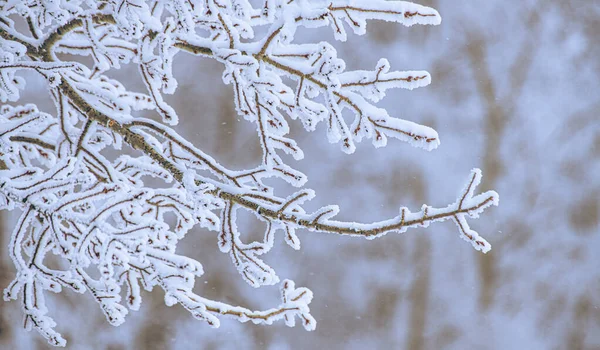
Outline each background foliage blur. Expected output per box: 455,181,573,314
1,1,599,349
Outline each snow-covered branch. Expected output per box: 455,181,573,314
0,0,498,346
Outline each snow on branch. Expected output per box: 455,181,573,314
0,0,497,346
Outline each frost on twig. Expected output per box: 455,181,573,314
0,0,497,346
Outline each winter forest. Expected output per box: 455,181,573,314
0,1,598,349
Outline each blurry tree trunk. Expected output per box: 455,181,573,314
468,38,502,309
0,211,13,346
406,236,431,350
467,9,539,311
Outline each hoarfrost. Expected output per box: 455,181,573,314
0,0,497,346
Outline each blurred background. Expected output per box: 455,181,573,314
1,0,599,349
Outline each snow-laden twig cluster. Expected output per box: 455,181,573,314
0,0,498,346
